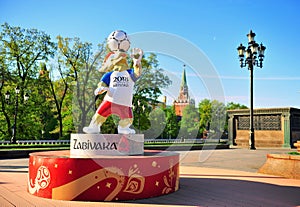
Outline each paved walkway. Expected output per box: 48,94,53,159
0,148,300,207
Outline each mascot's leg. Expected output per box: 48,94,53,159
83,114,107,134
118,118,136,134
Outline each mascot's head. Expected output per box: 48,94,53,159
99,30,131,73
99,51,128,72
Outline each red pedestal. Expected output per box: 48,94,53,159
28,150,180,201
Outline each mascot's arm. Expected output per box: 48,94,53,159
131,48,143,78
94,82,108,96
133,63,142,78
94,71,114,96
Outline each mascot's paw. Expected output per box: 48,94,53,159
94,87,108,96
83,126,100,134
131,48,143,66
118,125,136,134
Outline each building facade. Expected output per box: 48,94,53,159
227,107,300,148
173,66,195,118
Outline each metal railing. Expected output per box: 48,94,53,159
144,139,206,144
0,138,227,146
0,140,70,145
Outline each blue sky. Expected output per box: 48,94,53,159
1,0,300,108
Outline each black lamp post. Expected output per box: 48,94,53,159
5,86,29,144
237,30,266,150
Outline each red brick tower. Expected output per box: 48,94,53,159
173,65,195,117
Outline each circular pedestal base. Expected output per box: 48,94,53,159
28,150,180,201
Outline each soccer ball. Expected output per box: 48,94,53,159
107,30,130,52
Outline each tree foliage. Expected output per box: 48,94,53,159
198,99,212,135
226,101,248,110
198,99,227,138
0,23,249,142
178,105,199,139
131,53,172,137
162,106,179,139
56,36,105,134
134,53,171,103
0,23,55,140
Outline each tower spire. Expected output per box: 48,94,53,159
173,64,195,117
180,64,187,88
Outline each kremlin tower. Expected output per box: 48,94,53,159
173,65,195,118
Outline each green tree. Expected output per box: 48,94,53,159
132,98,151,133
178,105,199,139
198,99,227,139
134,53,171,104
226,102,248,110
37,64,58,139
46,60,71,138
132,53,172,135
209,100,226,138
143,106,165,139
162,106,179,139
53,36,105,136
198,99,212,136
0,23,55,140
0,43,11,139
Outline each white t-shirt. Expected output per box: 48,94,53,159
101,69,137,107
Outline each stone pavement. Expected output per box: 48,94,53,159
0,148,300,207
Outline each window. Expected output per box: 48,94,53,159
237,114,281,130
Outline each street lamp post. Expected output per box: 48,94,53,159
237,30,266,150
5,86,29,144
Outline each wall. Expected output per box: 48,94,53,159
228,107,300,148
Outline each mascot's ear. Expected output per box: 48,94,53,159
99,52,115,73
99,51,128,72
